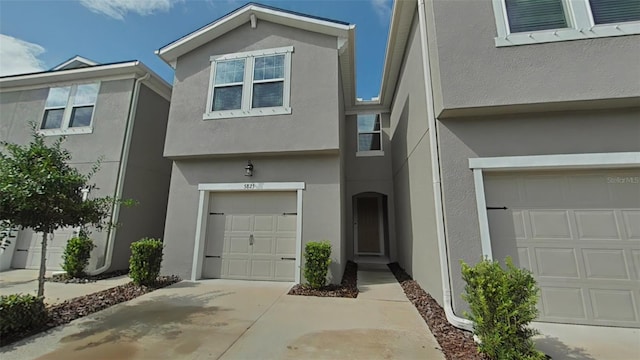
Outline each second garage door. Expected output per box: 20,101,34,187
202,192,297,281
484,169,640,328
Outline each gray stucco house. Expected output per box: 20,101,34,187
158,1,639,330
0,56,173,274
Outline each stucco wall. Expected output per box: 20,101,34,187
161,155,343,282
0,79,134,270
389,15,443,304
438,107,640,316
344,113,395,261
112,84,172,271
165,20,340,158
428,0,640,113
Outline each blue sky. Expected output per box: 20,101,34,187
0,0,392,99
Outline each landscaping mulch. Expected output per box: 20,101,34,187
388,263,487,360
47,269,130,284
288,260,358,298
1,275,181,347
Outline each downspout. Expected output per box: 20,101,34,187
88,70,150,275
417,0,473,331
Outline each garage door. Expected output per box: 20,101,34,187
202,192,297,281
11,228,74,270
484,169,640,328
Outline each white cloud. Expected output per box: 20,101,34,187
79,0,184,20
371,0,392,23
0,34,47,76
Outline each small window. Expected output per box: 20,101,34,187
357,114,383,155
205,46,293,120
41,83,99,135
505,0,568,33
589,0,640,25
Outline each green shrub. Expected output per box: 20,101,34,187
129,238,163,286
303,241,332,289
0,294,47,337
62,232,95,278
461,257,545,360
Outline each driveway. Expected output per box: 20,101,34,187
1,271,445,359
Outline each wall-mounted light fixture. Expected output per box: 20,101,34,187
244,160,254,177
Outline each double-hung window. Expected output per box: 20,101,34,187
41,83,99,135
493,0,640,46
357,114,383,156
205,46,293,119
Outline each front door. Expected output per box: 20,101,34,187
355,195,384,255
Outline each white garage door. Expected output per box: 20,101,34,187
202,192,297,281
11,228,74,270
485,169,640,328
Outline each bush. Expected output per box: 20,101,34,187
0,294,47,337
461,257,545,360
62,232,95,278
129,238,163,286
303,241,332,289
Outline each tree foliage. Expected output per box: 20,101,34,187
0,127,114,297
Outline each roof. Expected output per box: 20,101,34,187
156,2,354,68
52,55,98,71
0,60,172,101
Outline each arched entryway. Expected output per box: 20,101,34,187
353,192,389,257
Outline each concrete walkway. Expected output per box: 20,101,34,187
0,269,130,305
1,269,445,360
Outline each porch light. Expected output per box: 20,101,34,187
244,160,254,177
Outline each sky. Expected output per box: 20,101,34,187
0,0,393,100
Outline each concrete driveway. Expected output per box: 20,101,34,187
1,271,445,360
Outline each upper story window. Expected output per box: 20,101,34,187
356,114,384,157
205,46,293,120
41,83,99,135
493,0,640,46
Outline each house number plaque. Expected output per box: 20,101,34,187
243,183,257,190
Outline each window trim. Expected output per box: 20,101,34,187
356,113,384,157
39,82,100,136
492,0,640,47
204,46,293,120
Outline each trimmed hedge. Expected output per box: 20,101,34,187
62,233,95,278
0,294,47,338
303,241,332,289
129,238,163,286
461,257,545,360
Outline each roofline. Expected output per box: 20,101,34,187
52,55,98,70
0,61,172,101
156,2,354,67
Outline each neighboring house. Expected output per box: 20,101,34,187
0,56,173,274
157,0,639,330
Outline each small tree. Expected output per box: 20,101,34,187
0,127,113,298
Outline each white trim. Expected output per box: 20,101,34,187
356,150,385,157
209,46,294,61
156,4,352,64
491,0,640,47
191,190,209,281
469,152,640,171
52,56,98,71
473,169,493,260
191,182,305,283
38,82,100,136
469,151,640,262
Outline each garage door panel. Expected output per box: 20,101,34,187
590,289,638,322
583,249,629,280
251,236,274,255
277,215,296,232
530,210,572,240
250,259,273,278
275,260,295,280
276,237,296,255
535,248,580,278
540,287,588,320
227,235,251,254
575,210,620,240
254,215,275,232
225,258,250,278
622,210,640,240
229,215,252,232
485,170,640,327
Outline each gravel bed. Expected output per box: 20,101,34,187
1,275,181,347
288,260,358,298
388,263,486,360
47,269,130,284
